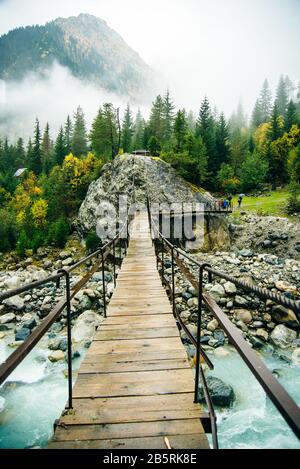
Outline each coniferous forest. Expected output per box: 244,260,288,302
0,76,300,255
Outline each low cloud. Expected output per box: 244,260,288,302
0,62,151,142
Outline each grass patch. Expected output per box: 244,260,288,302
232,189,289,217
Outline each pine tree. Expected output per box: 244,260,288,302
187,111,196,132
15,138,25,168
41,123,53,173
276,76,289,118
285,100,299,131
90,108,104,157
269,102,283,141
29,119,42,174
90,104,118,159
251,99,264,128
260,79,272,122
196,97,217,184
26,138,33,168
132,109,145,150
149,95,165,149
64,115,73,155
121,105,134,153
71,106,88,156
173,109,187,152
215,113,230,168
54,127,67,165
162,90,175,149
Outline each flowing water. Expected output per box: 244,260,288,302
0,335,300,449
207,346,300,449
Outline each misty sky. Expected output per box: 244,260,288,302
0,0,300,133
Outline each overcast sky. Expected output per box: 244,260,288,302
0,0,300,120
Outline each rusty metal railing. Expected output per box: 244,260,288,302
148,198,300,448
0,183,135,410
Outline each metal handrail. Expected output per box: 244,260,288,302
0,180,135,409
149,208,219,449
148,199,300,445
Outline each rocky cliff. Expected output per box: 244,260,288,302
77,154,230,250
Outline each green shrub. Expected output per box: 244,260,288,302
16,231,31,258
48,218,70,248
286,181,300,214
0,209,16,252
31,229,45,253
86,231,100,252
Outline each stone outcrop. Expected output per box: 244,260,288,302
77,154,231,250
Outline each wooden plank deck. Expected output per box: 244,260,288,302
48,212,209,450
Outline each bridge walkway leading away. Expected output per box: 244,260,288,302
48,211,209,449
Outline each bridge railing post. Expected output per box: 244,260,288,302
194,264,212,404
101,248,107,318
171,246,175,316
113,239,116,287
57,268,73,410
161,238,164,284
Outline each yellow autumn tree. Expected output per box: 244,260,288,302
253,123,272,157
31,199,48,227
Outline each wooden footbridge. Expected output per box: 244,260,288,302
48,212,209,449
1,205,300,450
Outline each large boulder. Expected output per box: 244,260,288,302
198,376,235,407
270,325,297,349
72,311,103,343
77,153,220,232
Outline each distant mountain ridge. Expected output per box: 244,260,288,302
0,13,152,98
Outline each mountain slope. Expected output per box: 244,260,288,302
0,13,152,97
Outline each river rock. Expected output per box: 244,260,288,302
271,305,299,328
210,284,225,300
207,319,218,332
21,318,37,330
213,330,226,346
59,251,72,260
48,350,65,362
240,249,254,258
62,258,73,267
0,313,16,324
78,295,93,312
270,325,297,349
198,376,235,407
72,311,103,343
233,309,252,325
275,281,297,294
4,276,21,290
234,296,248,307
15,327,31,341
224,281,237,295
3,295,25,311
256,329,269,342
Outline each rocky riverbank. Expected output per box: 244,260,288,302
229,212,300,260
163,248,300,363
0,244,117,363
